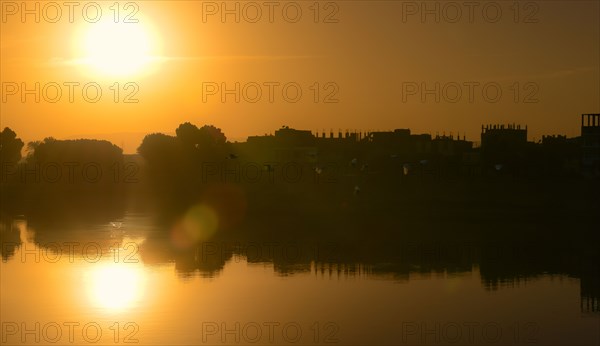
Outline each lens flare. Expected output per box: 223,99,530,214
171,204,219,249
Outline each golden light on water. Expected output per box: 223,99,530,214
86,263,146,311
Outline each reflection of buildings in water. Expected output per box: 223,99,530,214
2,214,599,313
580,259,600,313
135,238,600,313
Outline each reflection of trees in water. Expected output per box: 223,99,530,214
5,208,599,313
0,218,21,261
0,207,133,263
4,176,600,313
132,214,600,313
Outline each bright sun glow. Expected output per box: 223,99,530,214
87,263,146,311
79,19,159,77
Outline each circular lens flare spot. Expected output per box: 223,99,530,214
171,204,219,249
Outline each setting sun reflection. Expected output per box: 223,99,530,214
86,263,146,311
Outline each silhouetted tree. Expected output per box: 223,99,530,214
196,125,227,161
174,123,227,149
30,138,121,164
0,127,24,164
175,122,200,147
0,128,25,214
138,133,181,165
199,125,226,147
2,137,126,217
136,124,230,213
25,140,41,159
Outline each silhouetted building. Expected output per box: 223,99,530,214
432,134,472,157
245,126,317,162
581,114,600,176
273,126,315,146
369,129,411,144
539,135,581,176
481,124,527,173
481,124,527,148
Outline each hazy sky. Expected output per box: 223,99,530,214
1,0,598,153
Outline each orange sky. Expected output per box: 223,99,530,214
1,1,598,153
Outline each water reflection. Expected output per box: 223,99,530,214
85,261,147,312
2,213,598,315
1,212,599,345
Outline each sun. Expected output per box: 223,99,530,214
78,19,160,77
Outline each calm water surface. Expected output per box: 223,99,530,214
1,214,598,345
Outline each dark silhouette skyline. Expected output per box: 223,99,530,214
2,114,599,216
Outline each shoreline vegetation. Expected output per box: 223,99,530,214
1,122,598,222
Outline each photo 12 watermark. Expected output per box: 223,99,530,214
201,81,340,104
1,1,141,24
1,321,140,344
2,241,140,264
198,1,340,24
398,1,540,24
1,161,140,184
1,82,140,104
401,81,540,104
400,321,540,345
201,321,340,344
